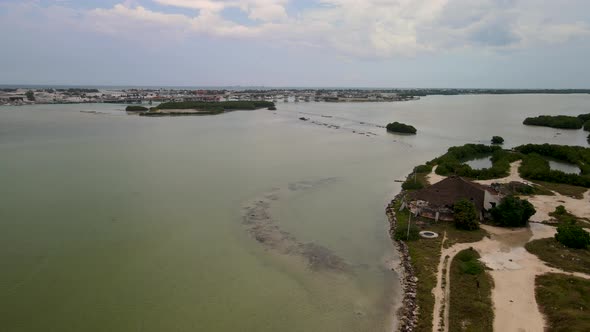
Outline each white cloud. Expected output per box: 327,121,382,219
5,0,590,58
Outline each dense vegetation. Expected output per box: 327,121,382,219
585,120,590,131
156,100,275,111
491,136,504,144
490,196,536,227
515,144,590,187
386,121,417,134
523,115,583,129
453,199,480,230
535,274,590,332
555,223,590,249
125,105,148,112
434,144,520,180
449,249,493,332
578,113,590,122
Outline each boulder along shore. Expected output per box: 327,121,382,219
386,192,418,332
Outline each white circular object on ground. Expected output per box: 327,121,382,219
419,231,439,239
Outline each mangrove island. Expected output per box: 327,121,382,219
138,100,276,117
386,122,417,134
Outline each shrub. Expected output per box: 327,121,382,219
555,223,590,249
414,164,433,173
523,115,583,129
553,205,567,215
453,199,480,230
402,180,424,191
490,196,536,227
491,136,504,144
386,122,417,134
585,120,590,132
455,249,484,275
578,113,590,122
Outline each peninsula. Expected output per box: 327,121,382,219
389,143,590,332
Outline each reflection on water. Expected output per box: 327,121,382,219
465,156,493,170
548,159,580,174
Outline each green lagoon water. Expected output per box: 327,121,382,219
0,95,588,331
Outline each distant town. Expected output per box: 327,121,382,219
2,87,590,106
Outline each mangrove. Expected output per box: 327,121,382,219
386,121,417,134
523,115,583,129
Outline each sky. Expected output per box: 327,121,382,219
1,0,590,88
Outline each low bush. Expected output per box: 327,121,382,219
402,180,424,191
555,223,590,249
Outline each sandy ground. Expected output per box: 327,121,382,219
427,162,527,186
425,161,590,331
526,190,590,222
431,223,590,332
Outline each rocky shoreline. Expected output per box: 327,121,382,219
386,192,419,332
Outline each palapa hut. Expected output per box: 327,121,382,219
407,176,500,221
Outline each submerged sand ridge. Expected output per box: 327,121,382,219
242,179,352,272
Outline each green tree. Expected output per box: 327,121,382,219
453,199,480,230
25,90,35,101
491,136,504,144
555,223,590,249
490,196,536,227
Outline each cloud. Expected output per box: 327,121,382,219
4,0,590,58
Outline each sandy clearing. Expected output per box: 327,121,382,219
431,223,590,332
475,161,527,185
526,190,590,222
425,166,446,185
424,161,590,331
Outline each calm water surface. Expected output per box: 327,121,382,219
0,95,588,331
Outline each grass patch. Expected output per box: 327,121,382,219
548,206,589,229
530,180,588,199
449,249,494,332
525,238,590,274
394,199,487,332
536,273,590,332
